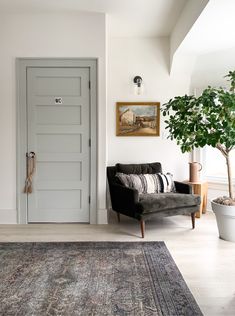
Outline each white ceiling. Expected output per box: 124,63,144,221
1,0,234,53
0,0,187,37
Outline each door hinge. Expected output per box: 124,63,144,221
88,81,91,89
89,139,91,147
89,196,91,204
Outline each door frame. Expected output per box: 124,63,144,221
16,58,97,224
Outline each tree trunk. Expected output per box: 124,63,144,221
226,153,234,200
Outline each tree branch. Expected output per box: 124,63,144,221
216,144,228,157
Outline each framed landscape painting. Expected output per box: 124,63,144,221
116,102,160,136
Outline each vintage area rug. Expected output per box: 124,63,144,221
0,242,203,316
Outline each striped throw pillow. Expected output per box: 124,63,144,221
143,174,160,194
116,173,160,194
157,173,175,193
115,173,131,188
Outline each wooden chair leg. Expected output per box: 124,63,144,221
191,213,195,229
117,212,120,223
140,219,145,238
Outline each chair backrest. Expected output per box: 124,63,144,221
107,162,162,186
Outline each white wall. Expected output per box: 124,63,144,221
191,47,235,89
107,37,190,181
0,12,107,223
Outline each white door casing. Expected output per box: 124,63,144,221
17,59,97,224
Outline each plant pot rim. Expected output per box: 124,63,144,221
211,200,235,216
211,199,235,207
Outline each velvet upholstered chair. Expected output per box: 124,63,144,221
107,162,201,238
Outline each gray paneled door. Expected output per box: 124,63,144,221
27,67,90,222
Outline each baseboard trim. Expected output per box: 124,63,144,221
0,209,108,225
208,182,228,191
0,209,17,224
97,208,108,224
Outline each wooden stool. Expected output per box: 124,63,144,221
185,181,208,218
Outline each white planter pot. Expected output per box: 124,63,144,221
211,200,235,242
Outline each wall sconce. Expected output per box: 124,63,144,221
133,76,143,95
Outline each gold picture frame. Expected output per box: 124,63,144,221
116,102,160,136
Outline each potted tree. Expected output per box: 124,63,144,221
162,71,235,241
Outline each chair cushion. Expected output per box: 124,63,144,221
116,162,162,174
139,193,200,214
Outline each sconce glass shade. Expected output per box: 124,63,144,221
134,84,143,95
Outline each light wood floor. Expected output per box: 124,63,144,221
0,211,235,316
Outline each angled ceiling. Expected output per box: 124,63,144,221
0,0,187,37
178,0,235,54
170,0,235,74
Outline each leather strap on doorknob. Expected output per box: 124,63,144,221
24,152,36,194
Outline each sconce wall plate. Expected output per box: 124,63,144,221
133,76,143,87
133,76,143,95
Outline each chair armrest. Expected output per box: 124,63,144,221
109,183,140,217
174,181,192,194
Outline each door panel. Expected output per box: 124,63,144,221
27,67,90,222
35,76,81,96
37,191,81,209
36,105,82,125
37,162,81,181
37,134,82,153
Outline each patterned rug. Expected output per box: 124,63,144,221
0,242,203,316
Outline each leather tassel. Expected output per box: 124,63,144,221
24,153,36,194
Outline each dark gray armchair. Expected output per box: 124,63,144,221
107,162,201,238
